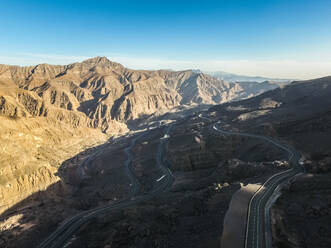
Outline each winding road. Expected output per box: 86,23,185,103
199,114,304,248
39,112,304,248
38,125,175,248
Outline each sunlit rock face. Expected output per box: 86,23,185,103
0,57,245,131
0,56,268,215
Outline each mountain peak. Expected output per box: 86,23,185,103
79,56,124,71
82,56,111,64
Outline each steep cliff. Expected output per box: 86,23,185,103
1,57,247,132
0,56,276,214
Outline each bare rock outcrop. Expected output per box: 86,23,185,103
0,56,273,214
1,57,247,131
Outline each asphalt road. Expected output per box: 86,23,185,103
199,114,304,248
39,112,303,248
38,125,175,248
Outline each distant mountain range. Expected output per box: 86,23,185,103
194,70,292,83
1,57,290,134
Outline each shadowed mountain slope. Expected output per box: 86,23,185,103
0,56,282,215
0,57,249,133
209,76,331,248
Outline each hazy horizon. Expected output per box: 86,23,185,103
1,0,331,79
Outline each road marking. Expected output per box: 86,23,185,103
38,122,178,248
156,175,166,182
200,114,300,248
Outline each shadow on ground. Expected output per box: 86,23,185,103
0,133,136,248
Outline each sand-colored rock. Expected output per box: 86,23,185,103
0,114,109,214
0,56,275,215
1,57,247,131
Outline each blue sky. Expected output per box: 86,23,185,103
1,0,331,78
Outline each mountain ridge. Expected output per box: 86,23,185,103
0,57,242,132
0,56,290,214
203,70,292,83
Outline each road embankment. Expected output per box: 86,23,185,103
220,183,260,248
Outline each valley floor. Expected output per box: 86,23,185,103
0,111,289,248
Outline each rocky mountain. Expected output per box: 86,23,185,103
210,76,331,248
0,57,246,133
2,58,329,248
211,76,331,162
0,56,288,215
1,57,291,134
196,69,291,99
212,76,331,129
233,80,285,99
0,97,288,248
